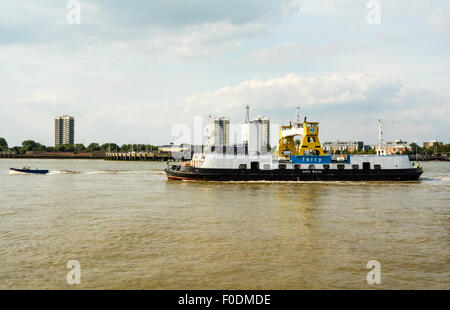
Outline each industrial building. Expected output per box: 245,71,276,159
242,116,270,154
208,116,230,148
242,106,270,154
322,141,364,153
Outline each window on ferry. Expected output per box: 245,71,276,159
294,164,301,170
278,164,286,169
363,162,370,171
337,164,345,170
251,162,259,170
239,164,247,170
374,164,381,170
308,164,315,169
323,164,330,170
352,164,359,170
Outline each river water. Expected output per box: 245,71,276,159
0,159,448,289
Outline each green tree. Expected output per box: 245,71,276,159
56,144,66,152
21,140,37,151
119,144,158,153
436,144,450,154
11,146,21,153
86,143,100,152
0,137,8,150
100,143,119,152
63,144,75,152
20,140,45,153
146,144,158,152
74,144,86,152
409,143,421,154
120,144,131,152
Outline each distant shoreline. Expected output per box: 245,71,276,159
4,156,104,160
0,150,105,160
1,156,448,162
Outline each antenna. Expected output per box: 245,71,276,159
207,115,212,146
296,107,300,124
245,105,250,123
377,119,384,155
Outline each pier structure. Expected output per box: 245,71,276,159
0,151,16,158
104,152,173,161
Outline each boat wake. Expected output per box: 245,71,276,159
177,176,450,185
178,179,419,185
8,170,30,175
420,176,450,182
11,170,165,175
50,170,165,175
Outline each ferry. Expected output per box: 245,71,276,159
165,112,423,182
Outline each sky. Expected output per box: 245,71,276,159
0,0,449,147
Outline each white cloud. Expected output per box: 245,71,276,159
282,0,362,17
29,90,59,104
183,73,402,115
107,21,266,61
178,73,449,143
428,6,450,34
247,42,340,65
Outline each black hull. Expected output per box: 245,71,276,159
10,168,49,174
165,167,423,182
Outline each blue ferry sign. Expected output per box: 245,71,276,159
290,155,332,164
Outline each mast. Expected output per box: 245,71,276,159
377,119,384,155
415,138,418,161
207,115,212,147
245,105,250,123
295,107,301,125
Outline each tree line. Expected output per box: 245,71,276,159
0,138,158,154
325,143,450,155
407,143,450,155
2,137,449,155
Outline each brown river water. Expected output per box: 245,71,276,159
0,159,448,289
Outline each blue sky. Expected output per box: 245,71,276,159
0,0,449,147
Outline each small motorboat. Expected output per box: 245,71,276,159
10,166,49,174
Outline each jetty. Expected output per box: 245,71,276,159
104,152,173,161
0,151,16,158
